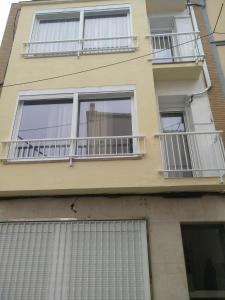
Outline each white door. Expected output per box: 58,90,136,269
161,112,193,177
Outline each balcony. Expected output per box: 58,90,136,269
22,36,138,58
155,131,225,178
1,136,146,163
148,31,204,80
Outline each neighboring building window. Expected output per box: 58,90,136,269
9,89,140,160
181,224,225,300
27,6,133,56
0,220,151,300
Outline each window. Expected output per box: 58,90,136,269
0,220,151,300
26,6,134,56
30,15,80,54
15,99,73,158
77,98,133,156
9,88,143,161
83,13,130,51
181,224,225,300
18,99,73,140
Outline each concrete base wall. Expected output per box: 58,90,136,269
0,193,225,300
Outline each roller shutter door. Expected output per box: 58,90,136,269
0,220,151,300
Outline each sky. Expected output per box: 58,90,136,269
0,0,30,44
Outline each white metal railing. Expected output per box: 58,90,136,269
155,131,225,178
148,31,204,63
22,36,138,57
1,136,146,162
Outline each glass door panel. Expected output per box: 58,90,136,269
161,112,192,177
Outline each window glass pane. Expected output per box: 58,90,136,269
77,98,132,156
83,14,129,49
18,100,73,140
181,224,225,300
161,112,185,133
30,17,80,53
78,99,132,137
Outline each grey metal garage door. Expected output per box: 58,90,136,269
0,220,151,300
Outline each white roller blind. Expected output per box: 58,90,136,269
30,18,80,54
83,14,130,50
0,220,151,300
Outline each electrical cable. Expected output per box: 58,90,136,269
213,1,224,32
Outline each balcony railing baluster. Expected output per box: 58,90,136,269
148,31,204,63
1,136,146,162
155,131,225,178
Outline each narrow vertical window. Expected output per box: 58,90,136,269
30,16,80,54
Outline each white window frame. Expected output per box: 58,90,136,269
8,86,140,162
25,4,135,57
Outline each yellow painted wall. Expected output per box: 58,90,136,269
0,0,223,196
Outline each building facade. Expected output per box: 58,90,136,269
0,0,225,300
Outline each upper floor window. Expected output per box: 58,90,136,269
6,87,145,162
24,5,137,57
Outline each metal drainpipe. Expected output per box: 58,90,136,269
186,0,212,104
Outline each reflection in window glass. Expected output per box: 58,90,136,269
181,224,225,300
78,99,132,137
78,98,133,156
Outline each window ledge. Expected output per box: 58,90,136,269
22,36,138,58
1,136,146,164
22,47,138,58
2,154,145,165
